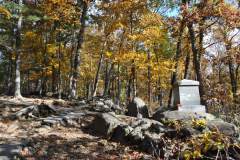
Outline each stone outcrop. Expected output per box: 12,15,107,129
127,97,149,118
153,110,215,123
93,113,122,140
205,120,239,136
92,105,239,159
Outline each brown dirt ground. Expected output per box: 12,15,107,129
0,95,154,160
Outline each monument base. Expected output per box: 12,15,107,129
178,105,206,113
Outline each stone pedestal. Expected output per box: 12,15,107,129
173,79,206,113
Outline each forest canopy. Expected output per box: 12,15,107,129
0,0,240,116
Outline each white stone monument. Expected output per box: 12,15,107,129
172,79,206,112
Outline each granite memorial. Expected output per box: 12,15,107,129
172,79,206,112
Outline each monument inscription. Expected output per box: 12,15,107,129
179,86,200,105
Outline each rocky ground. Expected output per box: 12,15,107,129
0,95,239,160
0,96,148,160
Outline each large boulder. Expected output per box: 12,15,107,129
93,113,122,140
128,127,143,144
150,120,170,133
112,123,133,143
140,132,162,156
153,110,215,124
0,141,32,159
127,97,149,118
205,120,239,136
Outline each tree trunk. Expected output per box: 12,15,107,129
7,52,13,95
236,64,240,91
158,74,163,106
127,68,133,104
229,60,237,95
58,24,62,99
72,2,88,99
40,31,48,96
14,0,23,98
93,53,104,97
52,65,57,93
148,53,151,107
103,61,115,97
132,65,136,98
168,23,184,107
87,52,92,100
35,74,41,93
7,29,14,95
68,23,76,100
184,51,191,79
188,23,208,111
103,58,110,96
117,63,121,106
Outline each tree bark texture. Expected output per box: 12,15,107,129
72,1,88,99
14,0,23,98
148,53,151,107
184,51,191,79
127,69,133,104
7,29,14,95
103,61,115,97
93,53,104,97
168,23,184,107
103,58,110,96
117,63,121,105
188,24,208,111
68,25,76,100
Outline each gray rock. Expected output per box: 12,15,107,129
90,104,113,113
96,101,105,106
0,156,14,160
129,118,152,130
151,120,170,133
93,113,122,140
43,110,95,126
0,141,31,158
104,99,114,108
141,132,161,155
127,97,149,118
128,127,143,144
178,125,202,138
111,104,125,115
153,107,174,113
153,110,215,123
93,96,109,102
112,123,133,143
74,100,86,106
205,120,239,136
142,155,153,160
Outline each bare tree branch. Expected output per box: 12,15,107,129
204,41,223,49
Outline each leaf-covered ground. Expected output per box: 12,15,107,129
0,95,151,160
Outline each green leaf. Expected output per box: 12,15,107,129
238,136,240,141
217,144,224,150
115,115,119,117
